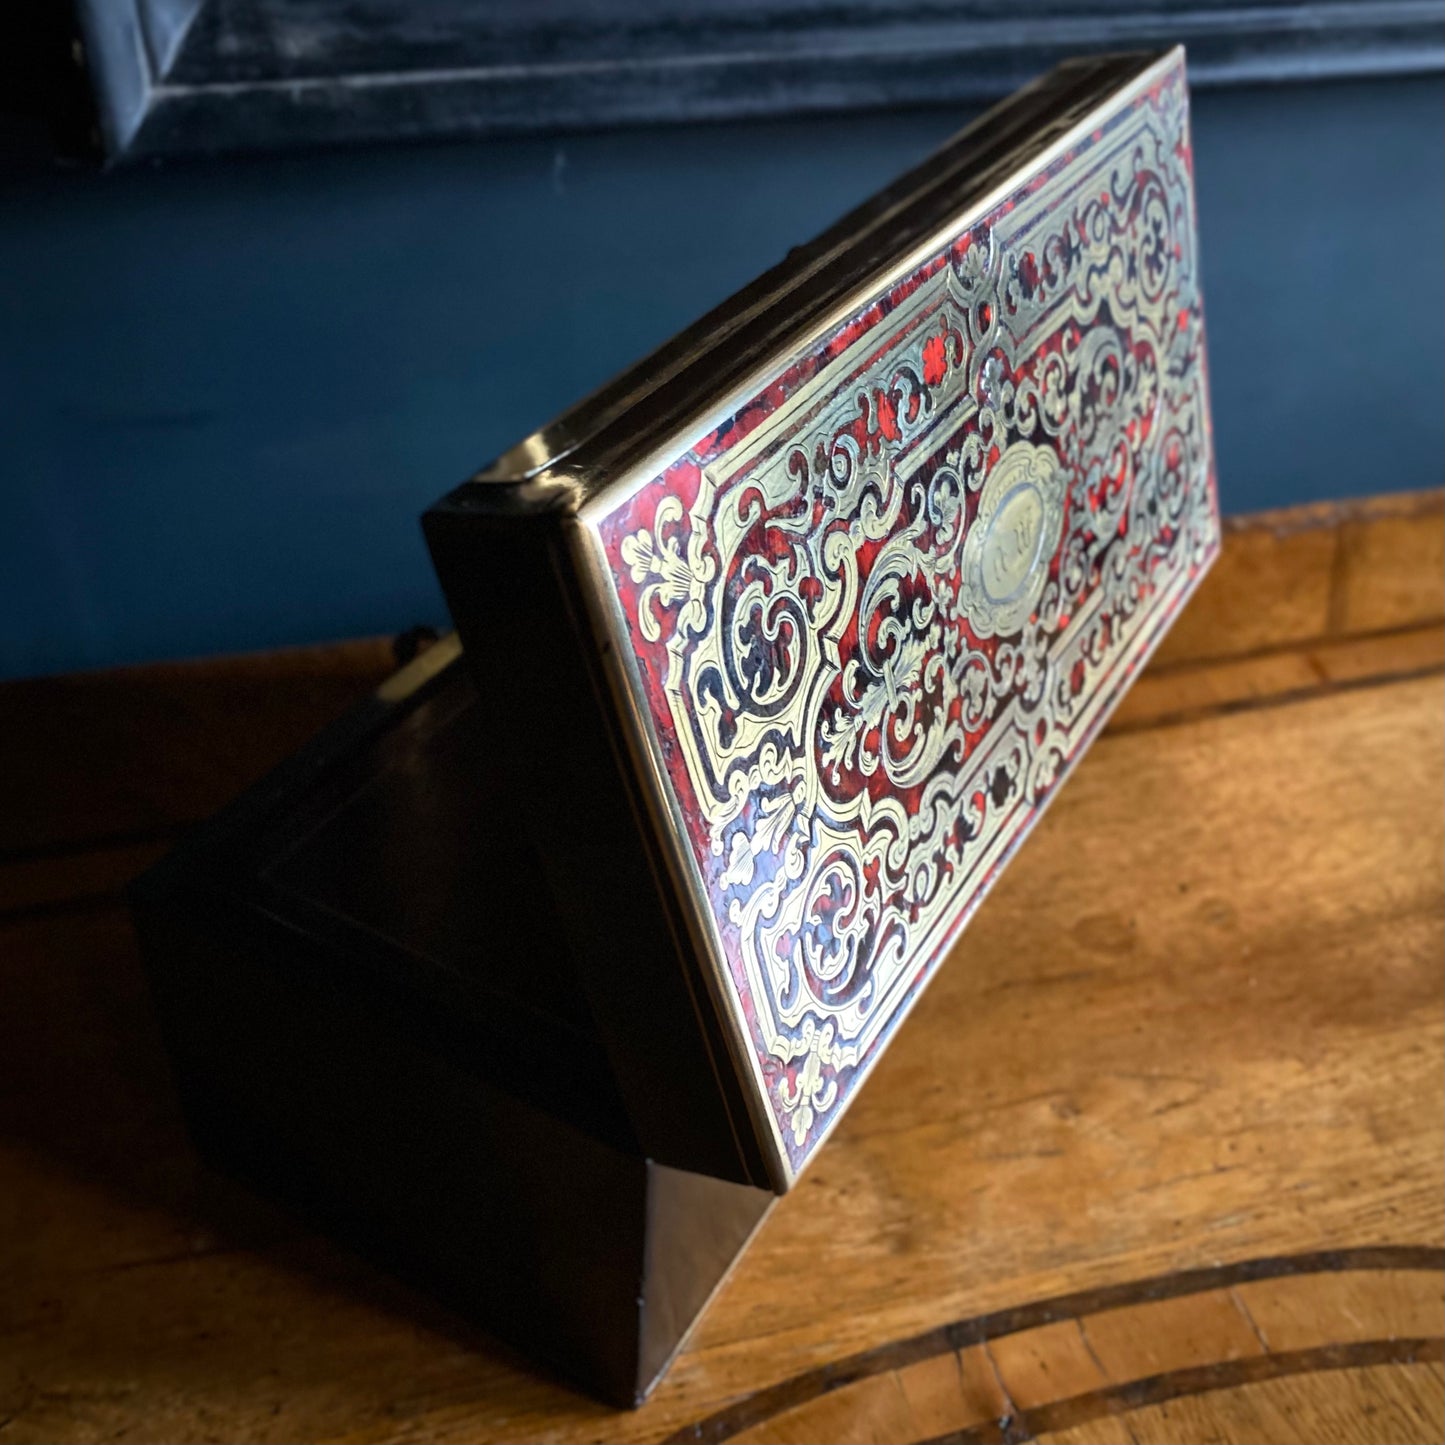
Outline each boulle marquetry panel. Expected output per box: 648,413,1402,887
582,52,1219,1178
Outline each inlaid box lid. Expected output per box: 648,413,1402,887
427,48,1219,1191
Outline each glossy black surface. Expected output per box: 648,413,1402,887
132,648,772,1404
264,669,593,1034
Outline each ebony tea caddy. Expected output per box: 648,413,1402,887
134,47,1219,1407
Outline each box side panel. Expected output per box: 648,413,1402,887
133,886,651,1406
132,648,639,1152
423,495,771,1187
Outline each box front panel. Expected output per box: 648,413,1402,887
590,54,1219,1181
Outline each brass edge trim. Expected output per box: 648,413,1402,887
374,631,461,703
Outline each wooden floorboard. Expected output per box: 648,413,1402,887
0,493,1440,1444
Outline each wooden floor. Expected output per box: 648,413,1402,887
1,492,1441,1445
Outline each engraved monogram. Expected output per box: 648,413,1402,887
963,442,1066,638
594,58,1219,1178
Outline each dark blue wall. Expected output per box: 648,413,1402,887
2,76,1441,679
